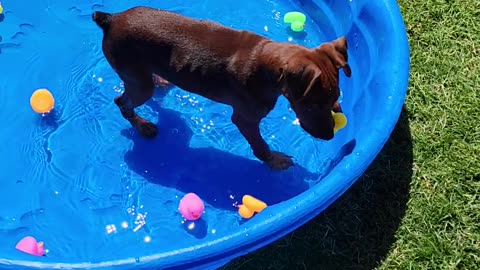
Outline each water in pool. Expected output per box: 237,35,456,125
0,0,347,263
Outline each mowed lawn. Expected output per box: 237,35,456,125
223,0,480,269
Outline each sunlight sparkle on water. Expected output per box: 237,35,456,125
106,224,117,234
121,221,129,229
133,213,147,232
144,236,151,243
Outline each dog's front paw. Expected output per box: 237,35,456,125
135,119,158,138
265,151,294,170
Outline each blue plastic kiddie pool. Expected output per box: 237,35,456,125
0,0,409,269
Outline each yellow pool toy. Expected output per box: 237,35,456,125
0,3,4,15
332,111,347,133
238,204,255,219
238,195,267,219
30,88,55,114
242,195,267,213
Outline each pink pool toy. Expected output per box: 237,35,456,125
15,236,45,256
178,192,204,221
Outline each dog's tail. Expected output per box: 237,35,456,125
92,11,113,32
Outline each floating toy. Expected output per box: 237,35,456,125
15,236,45,256
238,205,254,219
30,88,55,114
0,2,3,15
243,195,267,212
283,11,306,32
331,111,347,133
178,193,204,221
238,195,267,219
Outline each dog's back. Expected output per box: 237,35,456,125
93,7,270,102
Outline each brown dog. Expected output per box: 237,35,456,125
92,6,351,170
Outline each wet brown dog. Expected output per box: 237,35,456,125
92,6,351,170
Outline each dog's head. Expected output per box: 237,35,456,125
278,36,351,140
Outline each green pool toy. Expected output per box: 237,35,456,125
331,111,347,134
283,11,306,32
290,21,305,32
283,12,306,24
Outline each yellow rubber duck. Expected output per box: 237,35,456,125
238,195,267,219
30,88,55,114
331,111,347,133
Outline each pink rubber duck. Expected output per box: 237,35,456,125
15,236,45,256
178,193,204,221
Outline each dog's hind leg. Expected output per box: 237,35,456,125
114,72,158,138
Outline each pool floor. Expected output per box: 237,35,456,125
0,0,346,263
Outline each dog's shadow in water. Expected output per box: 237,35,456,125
121,90,324,211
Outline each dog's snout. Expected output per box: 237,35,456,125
300,122,334,141
332,101,342,113
313,131,334,140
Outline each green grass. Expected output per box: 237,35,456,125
222,0,480,269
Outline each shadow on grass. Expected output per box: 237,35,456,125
223,107,413,270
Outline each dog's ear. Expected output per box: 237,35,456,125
279,65,322,101
302,66,322,97
317,36,352,78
